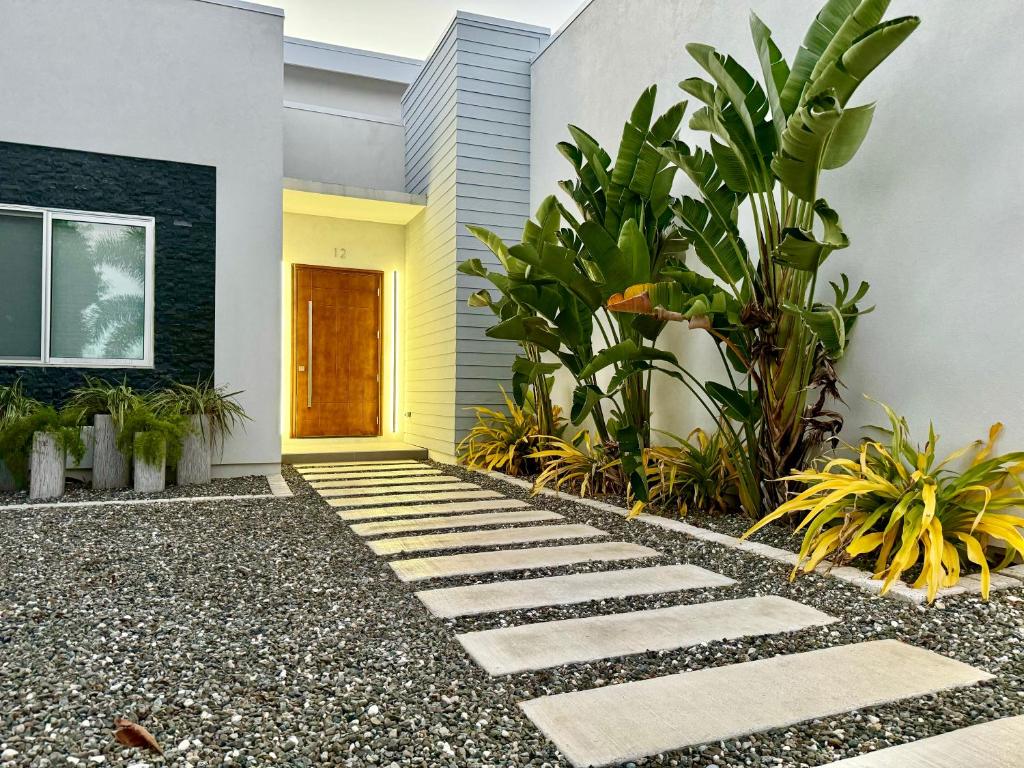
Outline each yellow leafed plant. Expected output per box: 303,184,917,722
457,388,562,477
745,399,1024,603
530,430,626,499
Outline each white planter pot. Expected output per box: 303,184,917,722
133,432,166,493
92,414,130,489
67,426,95,469
30,432,66,500
177,414,212,486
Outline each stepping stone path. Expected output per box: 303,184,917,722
296,460,1001,766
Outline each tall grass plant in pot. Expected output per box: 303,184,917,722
150,379,249,485
68,377,143,489
0,407,85,499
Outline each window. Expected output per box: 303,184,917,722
0,205,155,367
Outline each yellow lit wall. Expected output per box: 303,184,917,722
281,211,406,441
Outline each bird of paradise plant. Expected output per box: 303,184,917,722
597,0,920,514
745,399,1024,602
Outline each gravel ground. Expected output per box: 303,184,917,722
0,475,271,506
1,461,1022,768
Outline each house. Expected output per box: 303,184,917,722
0,0,547,476
1,0,1020,479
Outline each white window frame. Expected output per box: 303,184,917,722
0,203,156,368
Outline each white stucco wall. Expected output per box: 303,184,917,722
531,0,1024,449
0,0,284,473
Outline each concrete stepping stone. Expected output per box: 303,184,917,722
295,460,422,471
299,466,425,479
317,482,478,498
458,596,835,676
328,490,504,509
338,499,531,521
819,715,1024,766
368,524,608,556
520,639,993,768
350,509,562,536
301,469,441,480
298,466,426,478
309,474,458,489
416,564,736,618
390,542,661,583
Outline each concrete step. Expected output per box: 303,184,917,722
458,596,835,675
337,498,530,521
368,524,608,556
416,564,736,618
520,640,993,768
285,446,428,463
317,482,479,498
390,542,661,583
350,509,562,537
327,490,505,509
819,715,1024,766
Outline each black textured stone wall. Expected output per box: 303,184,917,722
0,141,216,404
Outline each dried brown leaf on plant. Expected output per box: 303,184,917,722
113,717,163,755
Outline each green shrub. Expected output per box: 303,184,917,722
0,407,85,485
116,407,191,467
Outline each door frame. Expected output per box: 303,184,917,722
290,263,384,439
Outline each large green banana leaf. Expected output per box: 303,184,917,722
509,242,602,311
823,103,875,169
775,199,849,271
805,17,921,106
780,0,861,115
486,316,561,355
577,339,680,380
607,86,657,224
810,0,892,83
771,92,844,202
750,12,790,140
671,196,750,289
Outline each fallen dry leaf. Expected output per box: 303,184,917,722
113,717,163,755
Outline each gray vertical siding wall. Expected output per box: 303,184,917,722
403,13,548,457
402,22,461,456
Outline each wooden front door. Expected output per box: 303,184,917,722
292,265,382,437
